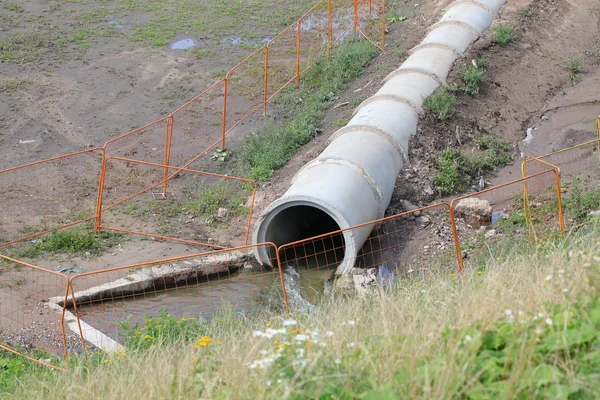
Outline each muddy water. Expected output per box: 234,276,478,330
78,265,335,341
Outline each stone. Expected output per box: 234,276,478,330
416,216,431,225
400,199,418,212
484,229,497,238
589,210,600,217
454,198,492,223
217,208,228,218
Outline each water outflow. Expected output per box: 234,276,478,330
253,0,507,274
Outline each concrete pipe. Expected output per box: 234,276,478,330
253,0,506,274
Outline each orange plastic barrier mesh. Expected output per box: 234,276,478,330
0,149,103,247
277,203,454,299
0,253,71,368
103,117,172,166
298,0,329,74
450,169,564,270
168,80,226,168
97,157,256,249
356,0,386,50
68,243,286,352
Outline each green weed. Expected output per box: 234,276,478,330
563,178,600,221
518,7,532,17
493,24,514,47
332,117,349,127
386,12,407,23
0,32,47,63
458,59,486,95
434,137,513,195
424,89,456,120
0,78,28,92
3,3,23,13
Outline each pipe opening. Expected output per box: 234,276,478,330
265,205,345,269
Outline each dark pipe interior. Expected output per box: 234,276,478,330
265,206,345,270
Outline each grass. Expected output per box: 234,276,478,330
3,3,23,13
238,38,378,181
10,224,123,259
563,178,600,221
457,59,487,95
424,89,456,120
0,32,48,63
3,222,600,399
518,7,532,17
493,24,514,47
433,136,513,195
565,58,584,82
0,78,28,92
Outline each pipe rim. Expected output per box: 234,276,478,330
253,195,358,272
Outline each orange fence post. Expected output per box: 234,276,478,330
95,151,107,233
448,206,465,273
221,77,228,149
162,116,174,195
327,0,333,53
354,0,359,34
264,45,269,115
296,20,301,87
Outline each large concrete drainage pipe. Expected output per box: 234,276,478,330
253,0,506,276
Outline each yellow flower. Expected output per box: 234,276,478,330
290,327,302,335
118,348,125,357
477,271,483,275
266,323,272,327
200,336,212,343
199,342,208,347
449,273,456,277
181,317,188,322
216,341,222,345
147,318,153,323
190,317,196,321
143,335,153,340
140,327,145,331
103,359,110,364
273,340,279,345
193,345,200,349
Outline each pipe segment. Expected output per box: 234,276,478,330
253,0,506,274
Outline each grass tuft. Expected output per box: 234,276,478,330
493,24,514,47
424,89,456,120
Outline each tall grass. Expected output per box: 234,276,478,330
5,223,600,399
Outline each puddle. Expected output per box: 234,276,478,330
171,38,195,50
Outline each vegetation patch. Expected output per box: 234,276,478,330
493,24,514,47
238,38,378,181
456,59,487,95
424,89,457,120
0,78,28,93
433,136,513,195
0,32,48,63
10,224,123,259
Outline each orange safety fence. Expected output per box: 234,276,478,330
96,157,257,249
298,0,330,75
0,253,70,370
277,203,454,297
522,138,600,180
450,169,564,270
355,0,386,50
67,243,286,353
0,149,103,247
330,0,361,48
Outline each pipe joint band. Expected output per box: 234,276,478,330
329,125,409,165
353,94,420,116
294,158,386,217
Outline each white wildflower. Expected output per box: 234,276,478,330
464,335,473,343
545,318,553,326
294,334,308,342
544,275,553,281
283,319,297,326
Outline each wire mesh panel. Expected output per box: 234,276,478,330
168,80,226,168
265,25,299,102
298,0,329,74
330,0,357,48
277,203,454,302
104,118,171,165
68,244,285,351
0,149,102,246
524,139,600,182
450,169,563,271
356,0,385,50
224,48,267,137
0,254,72,362
99,157,256,249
